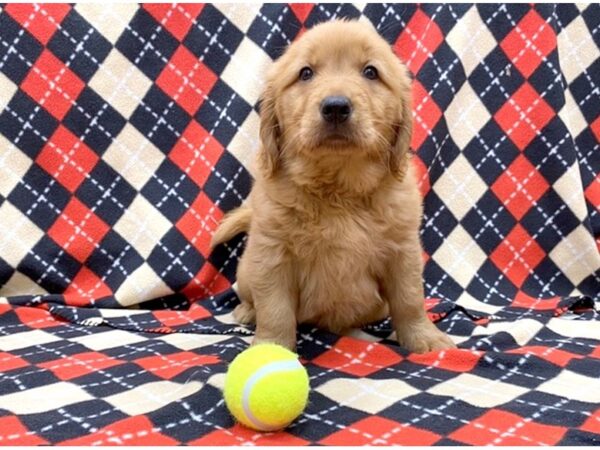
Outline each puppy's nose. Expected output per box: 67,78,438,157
320,96,352,124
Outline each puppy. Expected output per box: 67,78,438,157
211,20,456,353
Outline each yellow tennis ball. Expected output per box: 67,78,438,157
224,343,309,432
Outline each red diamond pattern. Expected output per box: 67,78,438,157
590,115,600,142
312,336,403,377
184,261,231,300
0,416,48,445
21,50,85,120
511,291,560,310
412,155,431,197
394,8,444,75
320,416,441,446
290,4,314,24
14,306,61,329
490,224,546,287
157,46,218,115
491,154,550,220
190,424,310,446
176,192,224,257
169,120,224,188
36,125,100,193
0,352,29,372
494,82,555,151
134,351,219,379
585,175,600,212
500,9,557,78
450,410,568,445
48,198,110,263
412,79,443,150
152,302,212,327
38,351,124,380
143,4,204,42
507,345,584,367
64,267,113,306
5,3,71,45
581,409,600,435
59,416,179,446
408,348,483,372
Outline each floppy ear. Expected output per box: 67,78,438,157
258,79,280,177
389,80,413,180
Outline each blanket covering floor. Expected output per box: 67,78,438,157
0,3,599,446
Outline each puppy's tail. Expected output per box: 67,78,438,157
210,204,252,249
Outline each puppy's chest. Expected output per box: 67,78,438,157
284,207,391,327
287,207,391,270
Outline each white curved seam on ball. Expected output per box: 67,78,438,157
241,359,303,431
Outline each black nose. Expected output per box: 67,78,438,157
320,96,352,124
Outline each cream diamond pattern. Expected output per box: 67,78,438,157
446,6,497,76
105,380,204,415
428,373,528,408
445,82,491,149
0,382,94,415
549,225,600,286
89,49,152,119
316,377,421,414
537,370,600,403
433,153,488,221
557,15,600,84
103,123,166,191
432,224,487,288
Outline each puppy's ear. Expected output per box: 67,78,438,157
389,81,413,180
258,79,280,176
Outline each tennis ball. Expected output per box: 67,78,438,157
224,343,309,431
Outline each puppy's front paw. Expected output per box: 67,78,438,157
252,335,296,351
396,323,456,354
233,302,256,324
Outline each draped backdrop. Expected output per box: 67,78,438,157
0,3,599,445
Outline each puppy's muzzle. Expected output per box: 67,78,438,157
320,96,352,124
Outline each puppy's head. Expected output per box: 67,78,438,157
259,20,413,179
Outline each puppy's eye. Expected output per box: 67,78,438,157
299,67,313,81
363,65,378,80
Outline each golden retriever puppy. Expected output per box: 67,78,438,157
211,19,456,353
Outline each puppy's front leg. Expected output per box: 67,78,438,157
252,258,298,350
381,238,456,353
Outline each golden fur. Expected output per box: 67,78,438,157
211,20,455,353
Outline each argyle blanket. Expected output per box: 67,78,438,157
0,2,599,446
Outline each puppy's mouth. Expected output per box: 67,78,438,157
316,125,357,148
